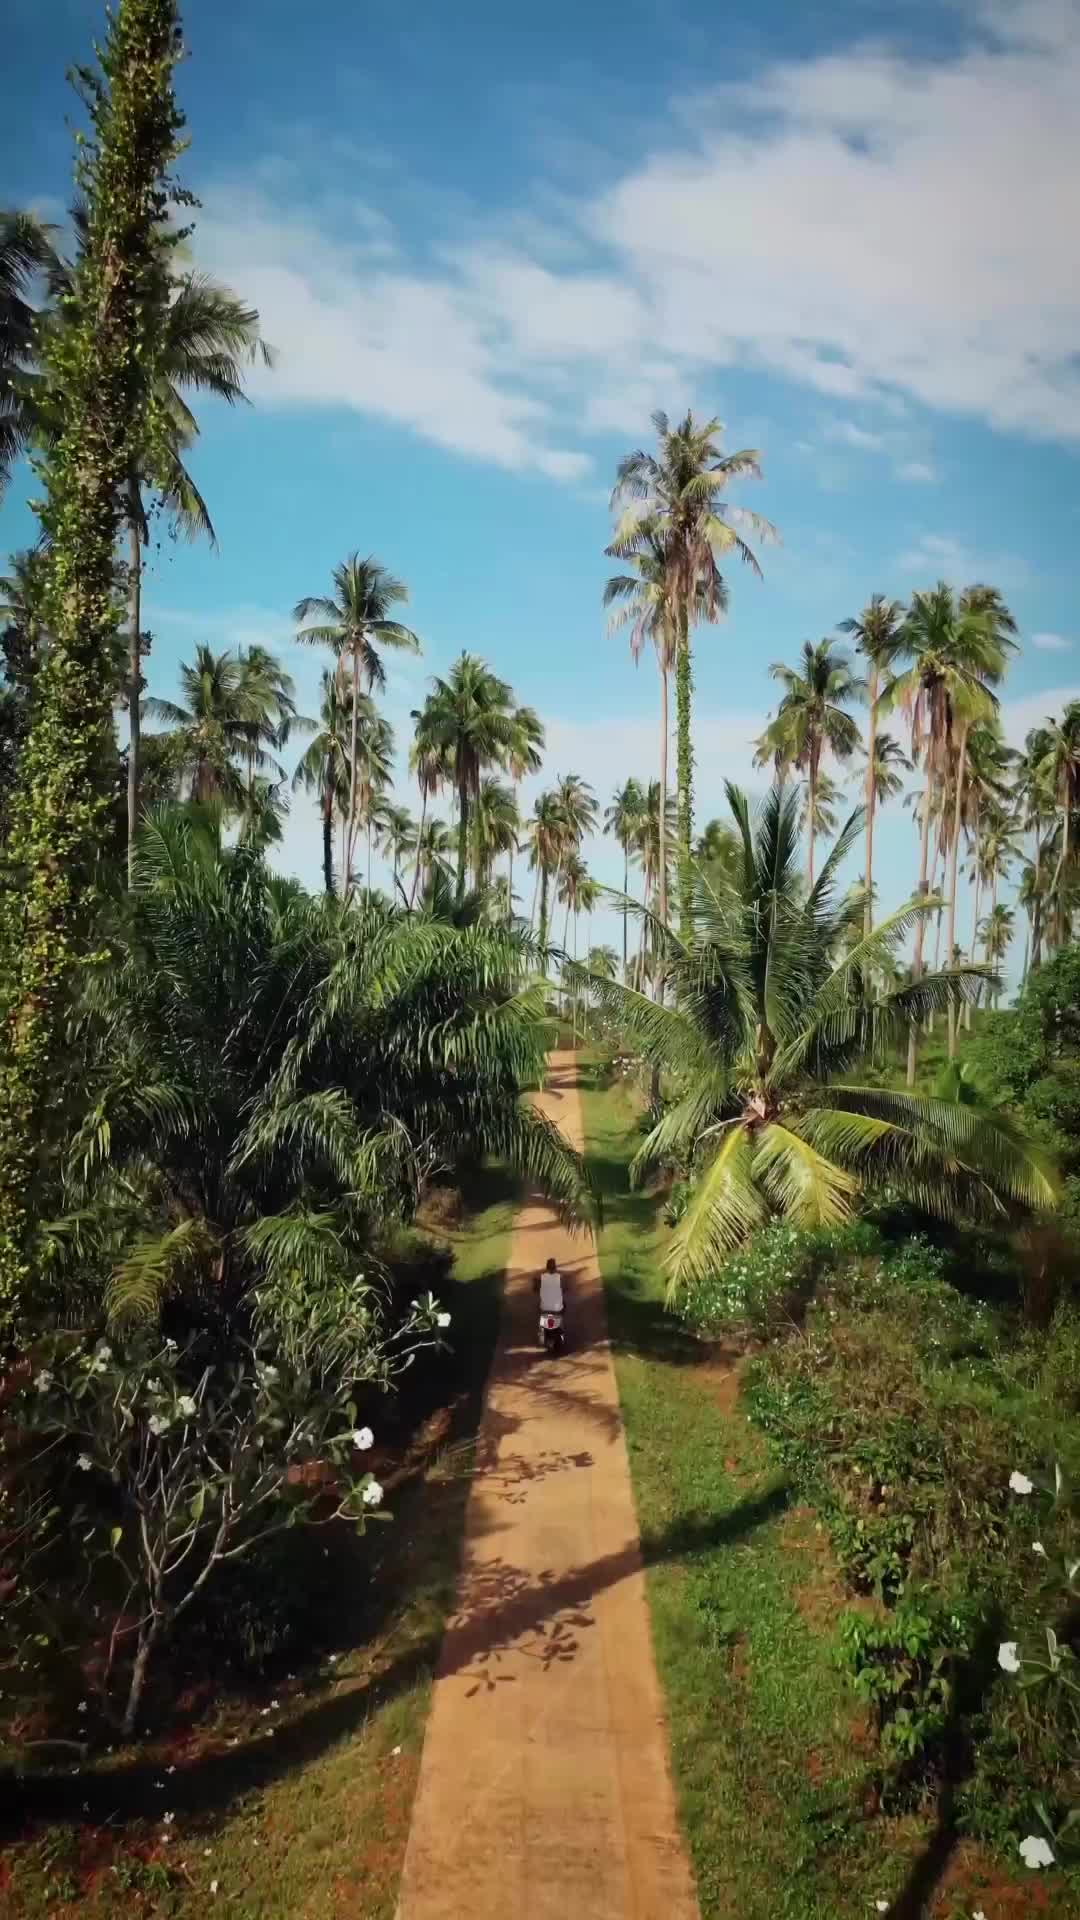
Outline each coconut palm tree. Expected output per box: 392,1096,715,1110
506,705,544,916
291,670,351,895
148,644,287,806
294,555,420,885
420,654,519,903
472,776,519,890
379,803,417,903
410,815,453,901
1039,702,1080,948
408,696,447,907
866,730,913,807
351,704,395,893
527,790,566,949
583,782,1055,1288
979,902,1015,1001
608,412,774,933
0,209,56,494
604,777,647,980
886,582,1014,1077
1016,725,1055,971
759,638,863,886
603,536,677,932
839,596,906,937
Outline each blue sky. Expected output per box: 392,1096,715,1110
4,0,1080,968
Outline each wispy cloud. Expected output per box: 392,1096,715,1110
895,532,1029,588
895,460,938,484
1031,631,1072,651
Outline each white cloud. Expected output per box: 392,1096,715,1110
192,1,1080,480
895,531,1029,587
1031,630,1072,651
1002,683,1080,745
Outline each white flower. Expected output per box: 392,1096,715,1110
177,1395,197,1418
164,1338,177,1351
875,1904,890,1914
95,1344,112,1364
33,1370,53,1392
351,1427,374,1451
1009,1470,1034,1495
162,1811,175,1826
1019,1834,1055,1869
1032,1540,1047,1557
436,1312,451,1329
77,1700,87,1713
210,1879,219,1895
148,1413,171,1437
362,1480,384,1508
147,1378,163,1394
997,1641,1021,1673
258,1364,279,1385
974,1911,987,1919
76,1454,92,1472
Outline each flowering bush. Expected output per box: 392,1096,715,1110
678,1220,882,1341
4,1289,446,1738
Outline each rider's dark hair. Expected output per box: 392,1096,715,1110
545,1256,557,1271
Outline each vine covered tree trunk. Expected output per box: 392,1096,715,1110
344,649,360,887
675,606,693,937
906,777,935,1087
622,843,629,980
0,0,186,1339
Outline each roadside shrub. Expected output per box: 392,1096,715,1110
679,1219,882,1341
838,1600,971,1791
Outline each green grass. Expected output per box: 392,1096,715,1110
0,1167,517,1920
578,1056,1074,1920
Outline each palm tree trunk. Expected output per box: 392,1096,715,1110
507,837,514,925
658,660,670,931
675,605,693,937
965,849,982,1032
622,843,629,980
907,777,935,1087
529,866,540,932
863,665,877,938
322,782,334,896
807,747,818,889
538,867,550,949
946,725,968,1060
126,498,142,885
1032,827,1044,970
367,814,372,893
1051,792,1070,948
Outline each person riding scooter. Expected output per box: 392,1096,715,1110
534,1256,566,1353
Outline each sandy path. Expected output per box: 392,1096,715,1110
397,1053,699,1920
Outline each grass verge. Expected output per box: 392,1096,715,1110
578,1056,1073,1920
0,1166,516,1919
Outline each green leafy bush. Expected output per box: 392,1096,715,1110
679,1219,882,1341
838,1600,970,1786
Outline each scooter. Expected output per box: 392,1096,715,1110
539,1306,565,1355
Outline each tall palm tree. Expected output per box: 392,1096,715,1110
408,695,447,907
410,815,453,901
294,554,420,886
760,638,863,885
886,583,1014,1076
604,777,647,980
604,535,677,932
527,790,566,949
608,412,774,934
421,653,518,903
351,703,394,892
584,782,1055,1287
634,779,677,991
1039,701,1080,948
148,644,286,805
0,209,56,494
292,669,350,895
472,776,518,890
979,902,1015,1002
840,596,906,936
506,705,544,917
1016,725,1055,971
379,802,417,903
798,768,843,845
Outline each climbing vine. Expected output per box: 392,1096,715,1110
0,0,187,1338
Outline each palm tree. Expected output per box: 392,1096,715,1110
527,790,566,949
886,582,1014,1077
608,412,774,933
634,779,676,991
798,768,844,844
408,695,446,908
583,783,1055,1288
1016,725,1055,971
472,776,518,890
979,902,1015,1001
410,815,453,901
421,654,519,904
604,536,677,932
236,644,306,793
839,597,906,937
1039,702,1080,948
506,705,544,918
294,555,420,886
0,209,55,494
604,778,647,980
148,645,286,805
350,703,394,892
379,803,416,903
291,670,351,895
760,638,863,886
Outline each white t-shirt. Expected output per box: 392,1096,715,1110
539,1271,564,1312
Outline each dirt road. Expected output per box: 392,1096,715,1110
397,1053,699,1920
